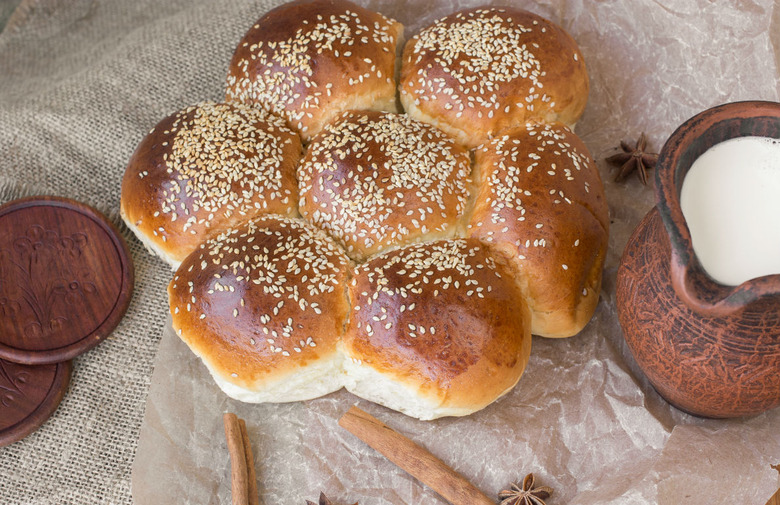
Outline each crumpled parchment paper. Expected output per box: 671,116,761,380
131,0,780,503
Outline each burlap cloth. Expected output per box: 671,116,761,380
1,0,779,504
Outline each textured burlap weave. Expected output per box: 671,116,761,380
0,1,281,503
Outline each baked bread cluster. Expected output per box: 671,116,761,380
120,0,608,420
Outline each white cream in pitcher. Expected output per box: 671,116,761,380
680,136,780,286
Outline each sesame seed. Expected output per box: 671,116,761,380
146,102,300,255
226,3,401,140
402,8,570,136
351,239,510,345
171,215,349,369
297,111,470,260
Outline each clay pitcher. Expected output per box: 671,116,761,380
616,101,780,418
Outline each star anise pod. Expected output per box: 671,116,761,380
306,492,358,505
498,473,554,505
606,132,659,185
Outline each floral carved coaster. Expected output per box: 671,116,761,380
0,358,71,446
0,196,133,365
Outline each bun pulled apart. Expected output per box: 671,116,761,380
343,239,532,420
226,0,404,142
468,122,608,338
297,111,471,261
400,7,589,148
168,215,351,403
120,102,302,268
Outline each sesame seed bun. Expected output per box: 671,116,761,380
168,215,352,403
120,102,302,269
342,239,532,420
400,7,589,149
139,1,607,418
225,0,404,142
298,111,472,261
468,122,608,338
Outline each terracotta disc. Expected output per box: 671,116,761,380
0,197,134,365
0,358,72,447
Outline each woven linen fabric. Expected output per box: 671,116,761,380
0,0,283,502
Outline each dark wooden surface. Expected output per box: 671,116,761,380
0,358,71,446
0,196,133,365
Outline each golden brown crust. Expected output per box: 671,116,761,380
468,122,608,337
225,0,403,142
120,102,302,267
297,111,472,261
168,215,351,398
400,6,589,148
146,1,605,415
343,238,532,416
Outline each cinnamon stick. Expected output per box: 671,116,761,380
223,412,249,505
338,406,495,505
238,418,260,505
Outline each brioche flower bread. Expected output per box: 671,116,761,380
121,0,607,420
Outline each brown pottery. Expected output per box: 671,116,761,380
617,101,780,417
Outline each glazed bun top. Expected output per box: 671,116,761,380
297,111,471,261
120,102,302,268
468,122,609,338
168,215,351,403
342,238,532,420
400,6,589,148
226,0,404,142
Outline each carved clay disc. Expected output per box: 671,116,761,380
0,358,72,447
0,197,133,365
